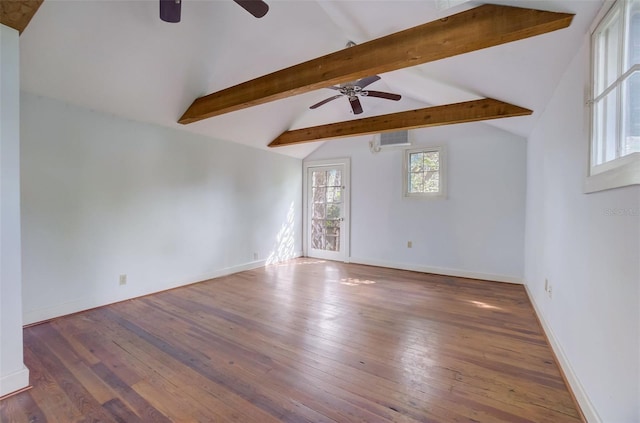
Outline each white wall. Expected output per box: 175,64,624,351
0,24,30,397
307,124,527,283
20,92,302,325
524,40,640,423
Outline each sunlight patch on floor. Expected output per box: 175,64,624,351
468,300,501,310
267,259,326,267
340,277,376,286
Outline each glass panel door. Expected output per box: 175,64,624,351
307,164,347,261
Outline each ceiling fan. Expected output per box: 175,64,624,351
309,75,402,115
160,0,269,23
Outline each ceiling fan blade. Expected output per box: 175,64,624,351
365,91,402,101
160,0,181,23
233,0,269,18
310,95,343,109
355,75,381,89
350,97,363,115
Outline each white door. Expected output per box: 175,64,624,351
304,160,350,261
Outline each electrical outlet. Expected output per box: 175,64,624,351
407,241,412,248
119,274,127,286
253,252,258,260
548,285,552,299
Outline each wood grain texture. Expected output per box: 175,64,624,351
269,99,532,147
178,4,573,124
0,259,584,422
0,0,43,34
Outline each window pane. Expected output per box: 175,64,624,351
326,204,340,220
326,187,341,203
312,187,326,203
626,0,640,70
595,9,621,95
593,89,619,165
312,170,326,187
593,98,605,165
410,152,424,172
424,171,440,193
311,220,324,249
595,32,606,95
312,203,325,219
325,221,340,237
424,151,440,171
324,236,339,252
606,11,621,89
326,169,341,187
605,89,619,162
409,172,425,193
622,71,640,156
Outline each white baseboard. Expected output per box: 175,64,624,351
0,365,29,398
23,253,303,326
348,257,523,284
524,285,601,423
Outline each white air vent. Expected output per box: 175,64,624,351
369,131,411,153
380,131,410,148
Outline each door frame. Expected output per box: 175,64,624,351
302,158,351,262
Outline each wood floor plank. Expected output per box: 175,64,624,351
1,259,583,422
22,329,118,423
20,343,86,423
102,397,144,423
90,363,172,423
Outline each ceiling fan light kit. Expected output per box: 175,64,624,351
309,74,402,115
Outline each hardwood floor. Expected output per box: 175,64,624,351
1,259,583,422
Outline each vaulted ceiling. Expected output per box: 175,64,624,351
18,0,603,158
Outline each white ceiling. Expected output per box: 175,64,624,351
19,0,604,159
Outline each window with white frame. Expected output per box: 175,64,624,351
404,147,445,197
588,0,639,191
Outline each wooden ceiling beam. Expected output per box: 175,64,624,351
179,4,572,124
268,99,532,147
0,0,43,34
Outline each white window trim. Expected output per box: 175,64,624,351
585,152,640,192
586,0,640,193
403,146,447,199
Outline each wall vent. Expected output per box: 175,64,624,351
380,130,410,148
369,130,411,153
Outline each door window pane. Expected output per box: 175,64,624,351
312,203,325,219
326,204,340,219
313,187,326,203
326,169,341,186
312,170,326,187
